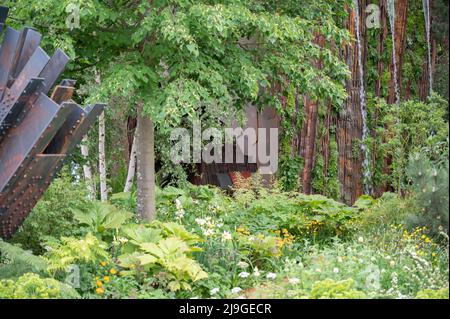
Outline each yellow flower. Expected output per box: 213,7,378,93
432,252,437,257
96,287,104,295
425,238,431,243
103,276,110,283
96,280,103,287
100,261,107,267
110,268,117,275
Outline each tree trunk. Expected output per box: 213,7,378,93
98,111,108,202
80,136,96,199
299,34,325,194
375,0,388,97
336,2,366,205
321,102,332,179
387,0,409,104
136,105,156,221
124,132,137,193
299,95,319,194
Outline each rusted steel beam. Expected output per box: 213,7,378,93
39,49,70,95
10,28,43,81
0,51,70,134
0,78,45,137
0,27,21,101
46,103,106,155
50,81,76,104
0,154,65,238
0,95,76,192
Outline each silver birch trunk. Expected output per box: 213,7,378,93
80,136,96,199
98,110,108,202
124,132,137,193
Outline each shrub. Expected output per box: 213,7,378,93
310,279,367,299
415,288,449,299
117,222,208,292
45,234,110,273
0,240,48,279
406,152,449,237
0,273,79,299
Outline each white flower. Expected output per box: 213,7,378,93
203,228,214,237
195,218,206,226
253,267,260,277
288,277,300,284
266,272,277,279
333,267,340,274
337,257,343,263
358,236,364,243
237,261,249,269
231,287,242,294
238,271,250,278
175,209,185,218
390,260,395,267
315,268,321,273
222,231,232,241
210,287,220,295
175,198,183,209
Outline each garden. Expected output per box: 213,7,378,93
0,0,448,300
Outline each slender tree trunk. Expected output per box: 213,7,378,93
299,34,325,194
80,136,96,199
387,0,409,104
299,95,319,194
321,102,332,179
124,132,137,193
377,0,409,195
375,0,388,97
136,105,156,221
98,111,108,202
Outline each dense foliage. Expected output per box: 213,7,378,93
1,170,448,299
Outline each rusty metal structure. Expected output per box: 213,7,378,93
0,7,105,239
